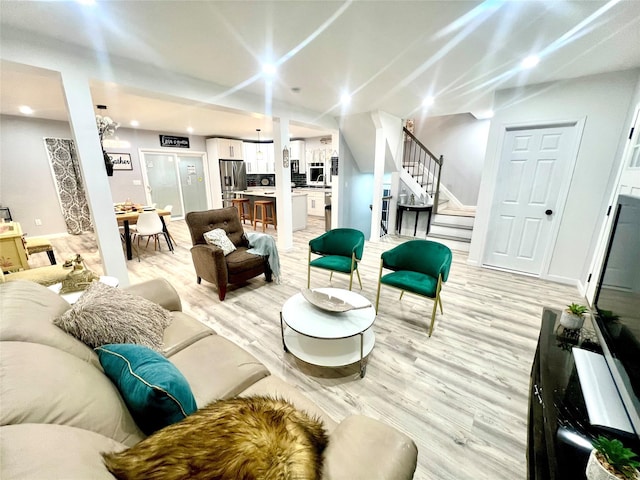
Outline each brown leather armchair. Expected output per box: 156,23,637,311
185,207,272,301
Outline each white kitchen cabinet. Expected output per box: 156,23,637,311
243,142,256,173
214,138,244,160
254,143,274,174
304,190,325,216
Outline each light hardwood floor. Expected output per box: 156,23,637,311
28,217,584,480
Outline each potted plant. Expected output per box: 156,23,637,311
560,302,589,329
586,436,640,480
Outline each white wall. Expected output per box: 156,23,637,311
414,113,489,206
108,128,206,205
0,114,207,235
0,115,72,235
337,137,373,238
470,69,640,287
584,76,640,300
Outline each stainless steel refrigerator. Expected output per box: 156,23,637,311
219,159,247,207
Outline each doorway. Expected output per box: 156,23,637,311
585,104,640,301
483,122,581,275
139,151,209,218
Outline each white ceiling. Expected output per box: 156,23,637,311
1,1,639,140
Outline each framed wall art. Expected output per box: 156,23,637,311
108,153,133,171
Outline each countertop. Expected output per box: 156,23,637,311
294,186,332,191
239,189,308,198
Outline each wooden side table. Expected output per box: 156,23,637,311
0,222,29,272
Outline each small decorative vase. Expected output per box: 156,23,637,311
103,150,114,176
560,310,585,330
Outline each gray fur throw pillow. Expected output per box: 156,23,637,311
53,282,172,350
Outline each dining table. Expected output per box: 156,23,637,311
115,208,173,260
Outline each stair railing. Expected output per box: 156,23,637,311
402,127,443,214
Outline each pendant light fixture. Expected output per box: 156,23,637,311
256,128,263,160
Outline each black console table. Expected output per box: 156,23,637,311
528,308,639,479
396,203,433,237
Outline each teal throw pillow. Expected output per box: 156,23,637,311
96,344,197,435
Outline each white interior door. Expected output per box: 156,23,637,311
177,155,208,214
484,124,579,274
140,150,208,218
142,152,183,216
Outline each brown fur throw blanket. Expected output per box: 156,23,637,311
103,396,328,480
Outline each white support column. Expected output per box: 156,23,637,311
60,71,130,286
389,171,400,234
369,113,386,242
273,117,293,251
330,133,339,229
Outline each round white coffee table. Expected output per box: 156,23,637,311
280,288,376,378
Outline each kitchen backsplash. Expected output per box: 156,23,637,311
247,172,308,187
247,174,275,187
291,172,306,185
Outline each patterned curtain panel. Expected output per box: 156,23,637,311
44,138,93,235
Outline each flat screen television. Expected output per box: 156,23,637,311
593,194,640,439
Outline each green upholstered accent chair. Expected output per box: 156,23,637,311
375,240,452,336
307,228,365,291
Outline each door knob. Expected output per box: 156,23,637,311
545,209,553,216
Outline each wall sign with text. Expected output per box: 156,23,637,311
159,135,190,148
107,152,133,171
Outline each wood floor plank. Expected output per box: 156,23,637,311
24,216,584,480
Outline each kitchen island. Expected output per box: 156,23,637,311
237,189,307,231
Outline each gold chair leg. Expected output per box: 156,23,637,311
330,271,334,282
375,259,384,313
428,297,438,337
348,253,360,291
399,291,404,300
429,275,444,337
307,247,311,289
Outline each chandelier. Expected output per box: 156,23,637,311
256,128,263,160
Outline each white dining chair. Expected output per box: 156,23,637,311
132,211,172,261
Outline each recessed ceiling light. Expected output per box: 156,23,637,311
422,96,435,107
19,105,34,115
187,127,194,134
262,64,276,76
340,93,351,105
474,110,494,120
521,55,540,69
130,120,139,127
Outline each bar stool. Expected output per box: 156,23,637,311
253,200,277,232
231,198,252,225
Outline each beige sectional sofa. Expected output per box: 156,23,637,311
0,278,417,479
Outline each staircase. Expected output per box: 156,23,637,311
402,128,475,252
428,211,474,252
402,127,443,210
